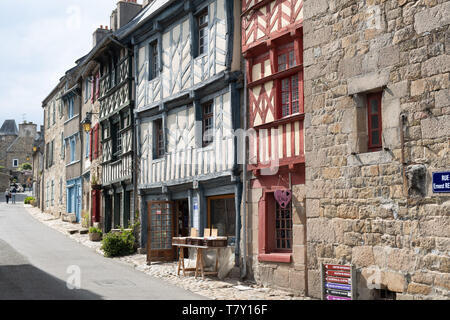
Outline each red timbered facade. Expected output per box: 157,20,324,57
242,0,306,294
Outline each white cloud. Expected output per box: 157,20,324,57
0,0,119,127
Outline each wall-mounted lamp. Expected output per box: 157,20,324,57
81,112,100,132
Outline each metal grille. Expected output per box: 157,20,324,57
150,202,173,250
275,201,292,251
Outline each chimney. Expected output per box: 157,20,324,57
111,0,143,32
18,122,37,138
92,25,111,47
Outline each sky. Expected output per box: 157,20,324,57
0,0,129,128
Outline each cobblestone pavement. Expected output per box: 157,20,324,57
24,205,309,300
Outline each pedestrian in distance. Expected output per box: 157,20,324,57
11,187,16,204
5,189,10,204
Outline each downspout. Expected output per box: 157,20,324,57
241,58,248,280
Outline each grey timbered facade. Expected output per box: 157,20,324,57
123,0,243,262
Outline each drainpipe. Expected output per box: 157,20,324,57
241,61,248,280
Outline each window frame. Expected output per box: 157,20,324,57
367,92,383,152
202,102,214,147
12,159,19,168
149,40,160,81
154,118,165,160
197,9,209,57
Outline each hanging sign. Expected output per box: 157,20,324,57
432,172,450,193
321,263,356,300
274,189,292,208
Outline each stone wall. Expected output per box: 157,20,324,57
247,181,307,295
303,0,449,299
43,88,67,217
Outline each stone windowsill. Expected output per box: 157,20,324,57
258,253,292,263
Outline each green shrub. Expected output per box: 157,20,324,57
89,227,102,235
24,196,35,204
101,230,136,257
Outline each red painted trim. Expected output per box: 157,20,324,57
367,92,383,151
248,65,303,88
258,253,292,263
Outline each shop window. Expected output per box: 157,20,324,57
208,195,236,240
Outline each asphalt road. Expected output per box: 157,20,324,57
0,202,204,300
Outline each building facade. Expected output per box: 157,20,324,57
241,0,306,293
130,0,243,262
61,68,83,223
42,81,67,216
80,56,103,227
303,0,449,299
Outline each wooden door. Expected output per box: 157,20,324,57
147,201,176,262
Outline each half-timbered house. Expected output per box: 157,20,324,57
241,0,306,293
123,0,243,262
82,1,143,233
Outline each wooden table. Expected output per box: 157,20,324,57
173,243,227,279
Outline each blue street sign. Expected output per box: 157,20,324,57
325,283,352,291
432,172,450,193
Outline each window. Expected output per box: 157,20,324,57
46,182,49,208
277,45,300,118
68,98,74,119
150,40,159,80
198,9,209,56
51,180,54,207
258,192,293,263
367,92,382,151
12,159,19,168
70,137,76,163
202,102,214,147
85,131,90,159
111,121,122,158
277,46,297,71
61,133,65,159
85,78,91,102
154,119,164,159
208,195,236,240
275,201,292,251
52,102,56,124
47,107,50,129
280,74,300,117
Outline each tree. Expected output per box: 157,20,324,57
20,163,32,171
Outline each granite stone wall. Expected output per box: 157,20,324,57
303,0,449,300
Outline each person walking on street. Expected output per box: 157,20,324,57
5,189,10,204
11,187,16,204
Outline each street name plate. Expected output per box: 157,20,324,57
432,172,450,193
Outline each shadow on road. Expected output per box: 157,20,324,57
0,239,102,300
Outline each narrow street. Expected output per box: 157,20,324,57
0,201,204,300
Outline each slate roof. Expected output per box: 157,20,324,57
0,120,18,136
115,0,176,40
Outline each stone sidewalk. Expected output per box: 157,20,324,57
24,205,309,300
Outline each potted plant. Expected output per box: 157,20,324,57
91,174,101,189
89,226,103,242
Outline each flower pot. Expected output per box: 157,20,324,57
89,232,102,242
